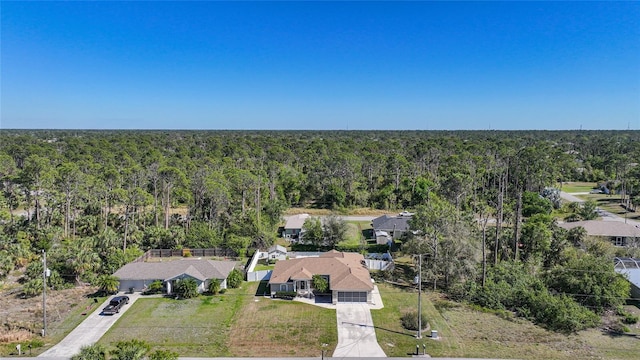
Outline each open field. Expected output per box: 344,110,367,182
372,283,640,359
285,207,393,216
560,181,598,193
576,194,640,221
0,286,104,356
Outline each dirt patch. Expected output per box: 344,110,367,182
0,283,97,343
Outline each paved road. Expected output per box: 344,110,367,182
333,303,386,358
284,215,376,222
38,293,140,358
560,191,640,226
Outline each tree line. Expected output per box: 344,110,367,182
1,129,639,332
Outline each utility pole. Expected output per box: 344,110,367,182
42,249,47,337
417,254,422,339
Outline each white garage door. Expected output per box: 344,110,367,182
338,291,367,302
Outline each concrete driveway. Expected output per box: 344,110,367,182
333,303,386,358
38,293,140,358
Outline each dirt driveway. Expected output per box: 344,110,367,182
38,293,140,358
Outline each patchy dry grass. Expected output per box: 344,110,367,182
99,290,244,356
372,283,640,359
99,282,338,357
0,286,104,356
228,283,337,357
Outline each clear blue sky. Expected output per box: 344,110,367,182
1,1,639,130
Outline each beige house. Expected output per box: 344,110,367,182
268,250,374,303
559,220,640,247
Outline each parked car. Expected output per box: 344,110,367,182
102,295,129,315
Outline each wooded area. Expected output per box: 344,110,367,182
1,130,639,333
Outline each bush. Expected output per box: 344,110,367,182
273,291,297,300
401,310,428,331
622,313,639,324
175,278,198,299
144,280,164,295
219,288,226,294
227,269,243,288
208,279,221,295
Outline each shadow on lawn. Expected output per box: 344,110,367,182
602,329,640,340
342,321,414,337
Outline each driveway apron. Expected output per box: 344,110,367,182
39,293,140,358
333,303,386,357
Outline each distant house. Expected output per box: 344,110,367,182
268,250,374,304
283,214,310,239
267,244,288,261
558,220,640,247
113,259,237,294
615,258,640,299
372,213,412,239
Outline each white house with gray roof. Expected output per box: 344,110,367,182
558,220,640,247
113,259,237,294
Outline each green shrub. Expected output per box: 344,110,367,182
175,278,198,299
401,310,428,331
273,291,297,299
219,288,226,294
144,280,164,295
227,269,243,288
208,279,221,295
622,313,639,324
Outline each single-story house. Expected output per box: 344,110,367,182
268,250,374,304
267,244,287,261
558,220,640,247
372,213,412,239
113,259,237,294
283,214,310,239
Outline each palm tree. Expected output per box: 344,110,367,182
208,278,221,295
71,344,107,360
97,274,120,295
111,339,150,360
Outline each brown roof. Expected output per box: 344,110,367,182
268,251,373,291
113,259,237,282
558,220,640,238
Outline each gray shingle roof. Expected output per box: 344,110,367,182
372,214,411,233
285,214,309,230
113,259,237,282
558,220,640,237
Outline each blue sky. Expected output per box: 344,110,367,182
1,1,639,130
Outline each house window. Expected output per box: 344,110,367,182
280,284,287,291
614,237,625,246
271,255,276,259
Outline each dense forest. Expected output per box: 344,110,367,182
1,130,639,333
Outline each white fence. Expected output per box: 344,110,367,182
364,259,393,271
247,270,272,282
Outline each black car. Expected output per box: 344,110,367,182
102,295,130,315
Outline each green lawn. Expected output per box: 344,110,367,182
24,282,639,359
99,282,338,357
560,182,598,193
